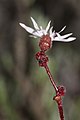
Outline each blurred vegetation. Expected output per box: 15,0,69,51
0,0,80,120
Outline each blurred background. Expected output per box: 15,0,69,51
0,0,80,120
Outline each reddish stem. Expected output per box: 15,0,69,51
44,64,58,92
44,65,64,120
35,51,65,120
57,99,64,120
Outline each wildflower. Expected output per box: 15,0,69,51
19,17,76,51
19,17,76,42
19,17,72,120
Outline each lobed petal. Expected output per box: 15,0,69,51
29,35,37,38
32,31,43,37
19,23,34,34
52,30,56,38
50,29,57,41
46,21,51,33
37,30,44,36
66,37,76,41
40,26,43,30
54,33,76,42
31,17,39,30
49,26,53,35
61,33,73,39
58,26,66,33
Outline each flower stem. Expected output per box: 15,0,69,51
57,99,64,120
44,64,58,92
44,64,64,120
35,51,65,120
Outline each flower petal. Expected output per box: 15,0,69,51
66,37,76,41
31,17,39,30
58,26,66,33
29,35,37,38
32,31,43,37
37,30,44,36
52,30,56,37
40,26,43,30
46,21,51,33
49,28,57,41
54,33,76,42
19,23,34,33
61,33,73,39
49,26,53,35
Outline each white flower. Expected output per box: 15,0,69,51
19,17,76,42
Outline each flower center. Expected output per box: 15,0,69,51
39,35,52,51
